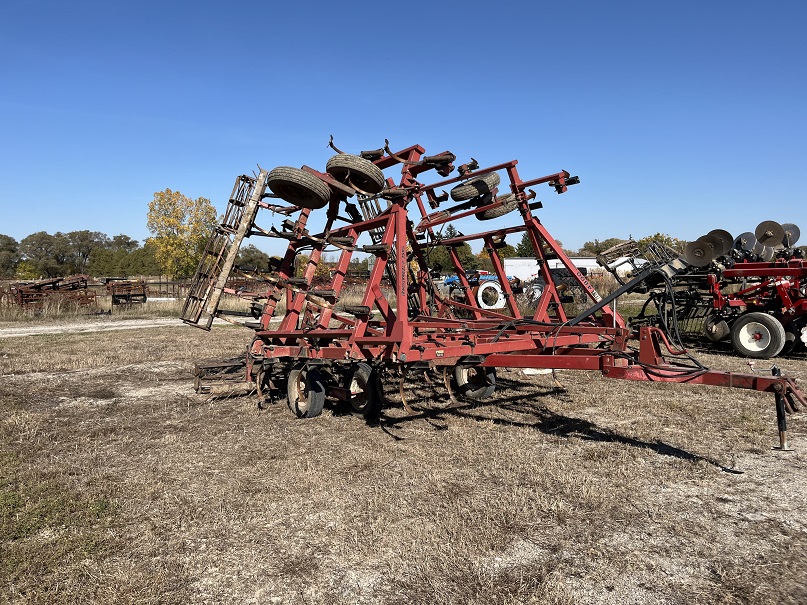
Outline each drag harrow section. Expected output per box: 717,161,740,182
182,141,806,452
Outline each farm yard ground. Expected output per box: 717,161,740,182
1,318,806,604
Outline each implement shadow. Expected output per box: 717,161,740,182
379,375,742,473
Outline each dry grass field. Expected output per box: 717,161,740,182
1,318,806,604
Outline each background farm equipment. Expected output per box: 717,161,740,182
103,278,148,305
2,274,96,310
618,222,806,359
180,140,805,449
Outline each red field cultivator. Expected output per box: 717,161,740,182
180,140,804,448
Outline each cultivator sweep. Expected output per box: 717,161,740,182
181,140,805,449
620,222,807,360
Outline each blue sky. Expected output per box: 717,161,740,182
1,0,804,255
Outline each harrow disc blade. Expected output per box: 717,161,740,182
781,223,800,247
698,234,723,256
706,229,734,257
755,220,785,249
759,245,776,261
684,239,716,267
734,231,757,252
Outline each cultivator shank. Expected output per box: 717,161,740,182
183,140,805,448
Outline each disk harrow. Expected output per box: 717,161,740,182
627,221,806,360
181,140,805,449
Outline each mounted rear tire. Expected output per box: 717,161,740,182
287,363,326,417
267,166,331,209
453,365,496,400
450,172,501,201
326,154,385,195
730,313,786,359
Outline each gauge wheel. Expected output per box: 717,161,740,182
346,362,381,419
730,312,786,359
450,172,501,201
287,363,326,417
452,365,496,400
325,154,385,194
267,166,331,209
476,194,519,221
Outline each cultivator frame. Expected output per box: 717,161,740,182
181,141,805,449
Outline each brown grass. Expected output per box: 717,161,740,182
1,324,806,604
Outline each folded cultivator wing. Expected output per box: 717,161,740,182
181,140,805,450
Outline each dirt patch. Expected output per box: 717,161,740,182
1,327,806,604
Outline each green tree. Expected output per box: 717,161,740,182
236,244,272,269
110,234,139,252
0,234,19,278
146,188,217,278
636,233,685,255
425,224,477,274
578,237,627,256
19,231,71,277
66,230,109,274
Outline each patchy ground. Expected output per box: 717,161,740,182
1,321,806,604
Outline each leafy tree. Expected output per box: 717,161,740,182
66,230,109,274
146,188,217,278
19,231,71,277
110,234,139,252
0,234,19,278
236,244,272,269
636,233,685,255
578,237,627,256
424,224,477,274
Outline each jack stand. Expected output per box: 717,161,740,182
772,366,794,452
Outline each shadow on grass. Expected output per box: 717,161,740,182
378,376,743,473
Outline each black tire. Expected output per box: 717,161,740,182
267,166,331,209
346,362,381,419
450,172,501,201
287,363,326,417
475,193,518,221
326,154,385,195
452,365,496,400
730,313,786,359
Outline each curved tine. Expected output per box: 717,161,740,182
327,134,346,155
384,139,409,164
399,366,415,414
442,367,462,406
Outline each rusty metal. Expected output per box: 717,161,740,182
4,275,96,309
181,142,806,448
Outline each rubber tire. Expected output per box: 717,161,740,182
326,154,385,195
476,194,519,221
346,362,381,419
703,315,730,342
267,166,331,209
450,172,501,201
476,280,506,309
287,363,326,418
730,312,786,359
453,365,496,400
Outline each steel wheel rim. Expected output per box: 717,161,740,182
738,321,772,352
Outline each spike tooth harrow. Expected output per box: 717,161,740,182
181,141,805,450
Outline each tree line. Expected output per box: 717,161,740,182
0,184,686,281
